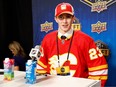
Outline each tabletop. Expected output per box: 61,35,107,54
0,69,101,87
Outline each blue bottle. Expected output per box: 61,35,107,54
25,60,36,84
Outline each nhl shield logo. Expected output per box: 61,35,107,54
80,0,116,13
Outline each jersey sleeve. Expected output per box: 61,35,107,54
36,31,57,74
85,39,108,87
36,36,49,74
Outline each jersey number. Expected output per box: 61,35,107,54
89,47,103,60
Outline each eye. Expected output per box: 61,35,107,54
66,14,73,18
58,15,64,20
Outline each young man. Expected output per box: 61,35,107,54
37,2,108,87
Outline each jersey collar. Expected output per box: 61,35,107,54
58,29,73,40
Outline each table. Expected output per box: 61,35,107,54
0,69,101,87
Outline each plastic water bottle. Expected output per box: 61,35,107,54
3,58,14,81
25,60,36,84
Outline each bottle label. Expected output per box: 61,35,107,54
3,59,14,81
25,61,36,84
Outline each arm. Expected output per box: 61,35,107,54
14,66,19,71
36,38,48,74
86,40,108,87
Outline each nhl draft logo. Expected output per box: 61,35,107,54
80,0,116,13
72,17,81,31
41,21,53,33
95,40,110,59
91,21,107,34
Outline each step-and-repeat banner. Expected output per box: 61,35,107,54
32,0,116,86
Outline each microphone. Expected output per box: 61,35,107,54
29,45,41,60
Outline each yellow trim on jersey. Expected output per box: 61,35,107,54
88,75,108,80
88,64,108,71
37,60,47,68
36,69,47,74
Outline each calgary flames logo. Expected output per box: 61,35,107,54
80,0,116,13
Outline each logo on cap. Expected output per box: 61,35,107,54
61,4,67,10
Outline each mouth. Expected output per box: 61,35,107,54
62,24,68,28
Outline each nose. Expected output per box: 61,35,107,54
62,17,68,22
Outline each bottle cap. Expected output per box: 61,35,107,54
27,60,32,65
4,58,10,63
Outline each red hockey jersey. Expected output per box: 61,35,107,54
37,30,108,87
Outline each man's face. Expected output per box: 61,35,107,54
55,13,75,34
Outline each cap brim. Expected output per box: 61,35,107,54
56,11,74,17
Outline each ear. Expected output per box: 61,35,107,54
54,17,58,23
73,16,76,22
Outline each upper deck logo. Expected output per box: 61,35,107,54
91,21,107,34
80,0,116,13
41,21,53,33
